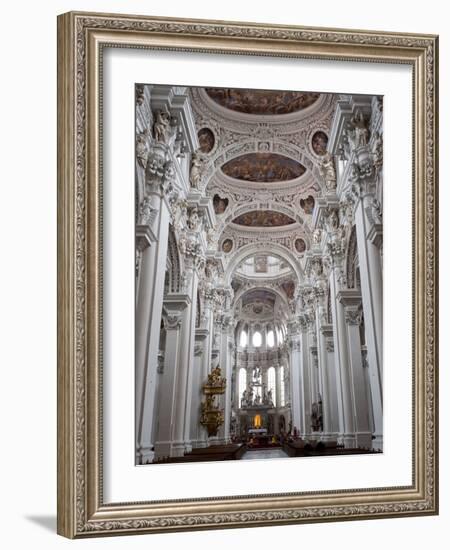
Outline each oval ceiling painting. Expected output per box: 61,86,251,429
197,127,215,154
311,130,329,156
205,88,320,115
232,210,296,228
222,153,306,183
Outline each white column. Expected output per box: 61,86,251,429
196,292,215,448
288,327,302,433
135,145,173,464
319,325,340,439
354,189,383,450
153,305,186,460
275,362,282,411
189,329,209,449
329,260,356,448
298,326,312,437
177,263,201,456
341,301,373,449
214,317,233,444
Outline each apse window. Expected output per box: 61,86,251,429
135,83,384,465
252,331,262,348
240,330,248,348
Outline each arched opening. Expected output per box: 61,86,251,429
252,330,262,348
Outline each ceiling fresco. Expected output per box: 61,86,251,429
222,153,306,183
205,88,320,115
232,210,296,228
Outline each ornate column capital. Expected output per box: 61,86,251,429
344,308,363,326
163,313,182,331
326,340,334,353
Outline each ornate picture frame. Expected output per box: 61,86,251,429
57,11,438,538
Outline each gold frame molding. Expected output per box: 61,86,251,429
57,11,439,538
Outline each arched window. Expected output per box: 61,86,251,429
279,366,285,406
278,328,284,345
240,330,248,347
268,366,276,406
267,329,274,348
252,330,262,347
238,368,247,408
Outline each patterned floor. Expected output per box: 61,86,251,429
241,448,289,460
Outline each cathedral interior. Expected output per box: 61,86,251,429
135,84,383,464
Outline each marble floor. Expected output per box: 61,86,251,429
242,448,289,460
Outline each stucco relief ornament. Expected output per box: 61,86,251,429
135,84,145,106
318,152,337,193
138,197,157,227
365,197,383,225
136,129,150,169
206,228,218,249
187,206,201,231
372,131,383,173
145,146,176,196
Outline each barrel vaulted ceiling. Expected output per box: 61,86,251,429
189,86,337,308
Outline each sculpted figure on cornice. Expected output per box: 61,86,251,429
347,109,369,150
339,195,355,227
153,106,174,145
187,206,202,231
318,152,337,194
323,209,347,262
189,150,205,190
312,228,322,246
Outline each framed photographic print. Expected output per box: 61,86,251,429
57,11,438,538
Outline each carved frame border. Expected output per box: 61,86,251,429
57,11,438,538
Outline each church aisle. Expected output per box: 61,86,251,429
242,448,289,460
